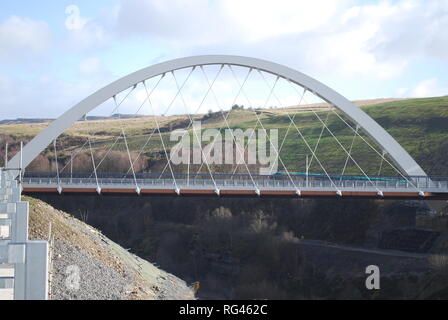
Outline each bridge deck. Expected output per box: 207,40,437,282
20,177,448,200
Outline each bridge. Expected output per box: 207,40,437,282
1,55,448,299
4,55,447,200
20,172,448,200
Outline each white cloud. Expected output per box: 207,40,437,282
79,57,104,76
105,0,410,78
371,0,448,62
0,16,52,60
396,78,448,98
64,5,108,51
112,0,350,44
113,0,228,46
221,0,348,42
0,68,117,120
65,5,89,31
127,1,448,78
53,0,448,80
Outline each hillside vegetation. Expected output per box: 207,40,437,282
1,96,447,175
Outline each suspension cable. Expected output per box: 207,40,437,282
256,75,340,192
93,76,166,178
199,65,259,192
58,84,139,174
87,137,100,193
229,66,300,194
195,66,252,176
53,139,61,188
308,110,332,170
142,81,180,193
171,69,221,193
122,75,166,176
87,136,121,178
227,67,268,177
256,70,341,192
286,81,387,193
268,87,307,173
112,95,140,192
340,125,359,178
328,108,419,190
153,67,201,180
257,69,331,173
63,75,164,180
305,100,381,192
110,84,138,115
192,66,253,176
157,65,223,180
377,150,386,176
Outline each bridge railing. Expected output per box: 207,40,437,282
20,175,448,190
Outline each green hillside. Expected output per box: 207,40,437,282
361,97,448,175
260,96,448,175
1,96,447,176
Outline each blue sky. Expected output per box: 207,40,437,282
1,0,447,119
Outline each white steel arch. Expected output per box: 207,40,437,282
7,55,427,178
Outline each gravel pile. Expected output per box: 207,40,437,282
26,196,195,300
50,239,130,300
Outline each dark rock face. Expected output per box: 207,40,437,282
384,203,417,228
379,228,439,253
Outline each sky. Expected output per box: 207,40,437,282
0,0,448,119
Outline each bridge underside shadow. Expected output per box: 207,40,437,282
22,189,448,200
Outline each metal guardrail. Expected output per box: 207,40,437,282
20,176,448,191
0,168,48,300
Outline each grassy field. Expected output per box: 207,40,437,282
1,96,447,176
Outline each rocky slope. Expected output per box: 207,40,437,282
25,196,194,300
